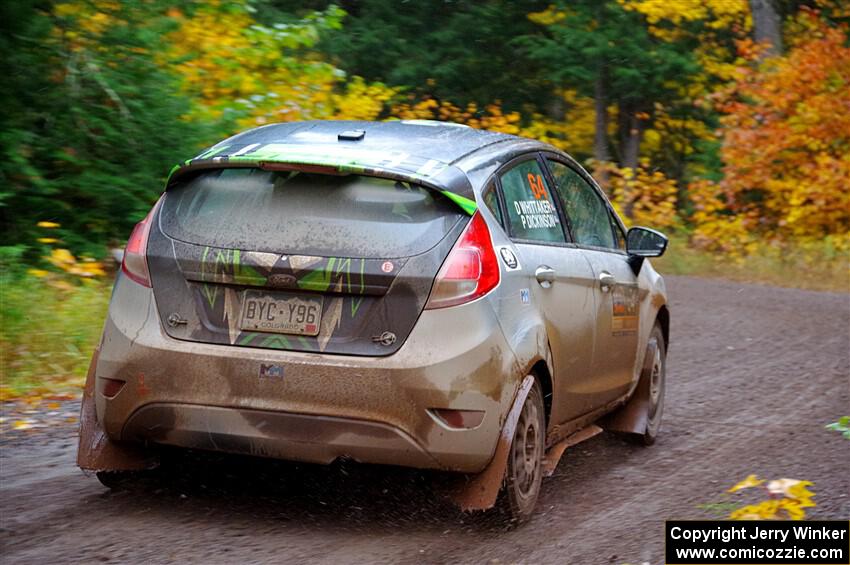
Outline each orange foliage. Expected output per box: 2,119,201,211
690,12,850,252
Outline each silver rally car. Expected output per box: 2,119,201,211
78,120,669,523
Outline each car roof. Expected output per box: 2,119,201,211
218,120,519,165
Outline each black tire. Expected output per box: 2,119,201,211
641,323,667,446
495,379,546,525
95,470,144,490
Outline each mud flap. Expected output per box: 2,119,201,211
77,349,157,472
448,375,535,511
598,340,658,435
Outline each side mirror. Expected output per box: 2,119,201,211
626,227,668,258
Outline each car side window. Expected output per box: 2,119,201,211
546,160,616,249
499,159,566,244
482,183,504,228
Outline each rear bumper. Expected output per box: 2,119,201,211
123,403,440,468
94,274,522,473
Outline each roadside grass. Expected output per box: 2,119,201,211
655,236,850,293
0,274,110,401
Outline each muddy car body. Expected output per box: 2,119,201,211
79,120,670,521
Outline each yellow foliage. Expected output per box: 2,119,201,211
592,160,680,228
44,248,106,280
727,475,816,521
727,474,765,493
643,104,713,159
331,77,396,121
54,0,122,50
393,98,523,134
528,5,567,26
522,91,597,155
165,2,395,129
392,90,596,156
620,0,749,29
692,39,750,92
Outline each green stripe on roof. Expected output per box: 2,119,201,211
441,191,477,215
195,144,231,160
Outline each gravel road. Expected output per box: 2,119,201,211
2,276,848,564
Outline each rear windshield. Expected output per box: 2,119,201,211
160,168,464,258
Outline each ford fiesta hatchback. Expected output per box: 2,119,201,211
78,120,670,523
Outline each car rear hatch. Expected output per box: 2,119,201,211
146,167,467,356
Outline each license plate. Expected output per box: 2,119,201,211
239,291,323,336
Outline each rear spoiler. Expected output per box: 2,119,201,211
167,142,478,216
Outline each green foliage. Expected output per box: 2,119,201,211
313,0,553,110
0,1,214,258
826,417,850,440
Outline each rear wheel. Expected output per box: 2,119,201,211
641,324,667,446
496,379,545,525
94,450,176,490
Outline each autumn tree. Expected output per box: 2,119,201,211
690,10,850,251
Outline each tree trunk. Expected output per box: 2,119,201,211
593,71,611,188
616,103,646,220
546,88,565,121
749,0,782,57
546,86,565,141
621,112,643,171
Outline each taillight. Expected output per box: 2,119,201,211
121,198,161,287
425,212,500,309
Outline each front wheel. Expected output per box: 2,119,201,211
495,378,545,524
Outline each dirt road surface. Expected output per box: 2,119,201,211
2,276,848,564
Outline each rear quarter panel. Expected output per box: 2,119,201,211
478,205,552,394
632,259,668,386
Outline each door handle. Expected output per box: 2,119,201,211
599,271,616,293
535,266,556,288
